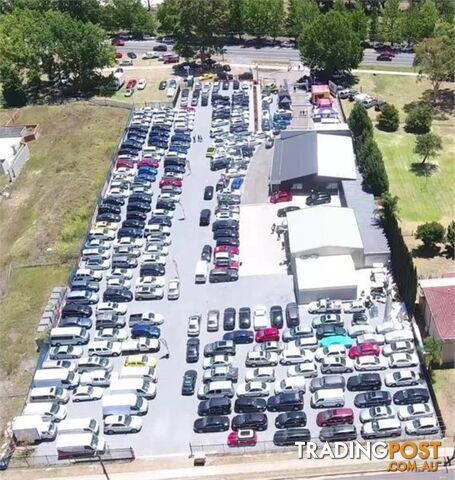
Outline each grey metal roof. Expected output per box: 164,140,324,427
342,172,390,256
0,126,25,138
270,130,318,185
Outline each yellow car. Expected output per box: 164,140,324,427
124,354,158,368
94,221,118,231
206,146,217,158
199,73,214,81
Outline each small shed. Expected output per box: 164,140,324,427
311,84,330,104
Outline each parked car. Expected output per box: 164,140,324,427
182,370,197,395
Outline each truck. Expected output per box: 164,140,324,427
12,415,57,444
110,374,157,398
23,402,67,422
58,418,100,436
129,312,164,326
120,338,160,354
195,260,208,284
56,432,106,457
113,70,125,90
307,299,342,315
119,366,157,382
102,393,148,416
33,368,79,389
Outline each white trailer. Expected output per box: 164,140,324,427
12,415,57,444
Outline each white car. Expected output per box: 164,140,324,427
405,416,439,436
385,329,414,344
95,328,128,342
84,258,110,270
187,315,201,336
356,333,385,346
376,321,404,335
137,79,147,90
104,414,142,434
382,340,415,357
274,377,306,395
203,354,233,369
253,341,284,353
355,355,388,371
280,348,314,366
41,360,77,372
136,276,166,288
320,356,354,374
145,244,169,256
236,381,270,397
398,403,434,421
142,253,167,265
124,89,133,97
360,406,396,423
132,312,164,325
245,367,275,383
245,351,279,368
73,385,104,402
253,305,268,330
388,352,419,368
167,277,180,300
153,208,174,219
49,346,83,360
216,211,240,221
135,286,164,300
80,370,111,387
207,310,220,332
97,302,127,315
287,362,318,378
107,187,130,197
315,345,346,361
114,237,144,248
343,301,365,313
349,325,375,338
110,268,133,280
121,338,160,354
107,277,131,289
385,370,421,388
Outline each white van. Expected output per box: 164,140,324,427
119,366,157,383
310,388,345,408
144,224,171,237
110,377,156,399
102,393,148,416
274,377,306,395
195,260,208,284
58,418,100,436
66,290,99,305
73,268,103,282
30,387,70,404
49,327,89,346
88,340,122,357
197,381,234,400
56,432,106,457
33,369,79,389
88,228,115,241
23,402,67,422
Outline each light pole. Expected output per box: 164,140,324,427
97,456,111,480
172,257,180,278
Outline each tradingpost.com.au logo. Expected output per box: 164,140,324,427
296,441,442,472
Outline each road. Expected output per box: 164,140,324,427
307,469,454,480
117,41,415,67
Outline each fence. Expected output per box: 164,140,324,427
8,447,134,469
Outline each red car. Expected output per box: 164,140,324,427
215,259,240,270
255,327,280,343
316,408,354,427
115,52,123,59
227,429,257,447
116,160,135,169
381,50,395,57
126,79,137,89
139,160,159,169
348,343,380,359
159,177,183,188
270,191,293,204
186,107,196,112
111,38,125,46
214,245,239,256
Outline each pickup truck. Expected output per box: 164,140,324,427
307,299,342,314
129,313,164,326
121,338,160,354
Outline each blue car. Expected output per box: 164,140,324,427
223,330,254,345
320,335,353,348
231,178,244,190
169,144,189,153
169,79,177,88
138,166,158,176
135,174,156,183
131,324,161,339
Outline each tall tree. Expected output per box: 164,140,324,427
435,0,455,22
351,2,369,42
227,0,245,39
423,336,443,371
103,0,156,34
243,0,271,39
446,220,455,253
414,133,442,164
286,0,320,41
380,192,400,221
269,0,284,41
299,10,363,74
417,0,439,40
380,0,403,44
348,102,373,138
156,0,181,35
401,2,421,44
414,35,455,102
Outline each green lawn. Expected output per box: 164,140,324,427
355,65,418,73
432,369,455,436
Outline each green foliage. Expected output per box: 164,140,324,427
268,0,284,40
380,192,400,221
156,0,181,35
286,0,320,40
414,133,442,164
377,104,399,132
435,0,455,22
423,336,443,370
243,0,276,39
351,2,369,42
369,12,379,42
299,9,363,74
446,220,455,252
362,139,389,195
227,0,245,38
405,104,434,134
418,0,439,40
416,221,445,249
380,0,403,44
348,102,373,138
103,0,156,34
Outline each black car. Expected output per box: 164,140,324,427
354,391,392,408
156,199,176,211
198,397,231,416
201,244,212,262
213,229,239,240
97,212,121,223
193,416,230,433
285,302,300,328
377,53,393,61
181,369,197,395
164,165,185,174
204,340,236,357
149,217,172,227
61,303,92,319
352,312,369,325
234,397,267,414
127,202,151,213
319,425,357,442
215,237,240,247
127,52,137,59
231,413,268,431
153,44,168,52
212,220,239,232
316,325,347,339
270,305,284,329
98,204,121,215
102,196,125,207
306,192,331,206
139,264,165,277
393,388,429,405
117,227,143,239
347,373,382,392
199,209,211,227
186,338,200,363
267,392,304,412
159,80,167,90
238,307,251,329
233,80,239,90
223,308,236,331
59,317,92,328
275,412,307,429
123,219,145,230
273,428,311,446
103,287,133,303
204,186,214,200
125,209,148,221
223,330,254,344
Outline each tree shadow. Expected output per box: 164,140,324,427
403,99,427,114
422,88,454,116
412,244,441,258
410,162,439,177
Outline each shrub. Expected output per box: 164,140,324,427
415,222,445,249
348,102,373,138
405,103,434,133
377,104,399,132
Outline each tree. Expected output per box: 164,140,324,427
227,0,245,39
416,222,445,249
156,0,181,35
405,104,434,134
268,0,284,41
423,336,443,371
362,141,389,195
243,0,273,39
414,133,442,165
377,104,399,132
380,192,400,220
369,11,379,42
401,2,421,44
103,0,157,35
417,0,439,40
380,0,403,44
348,102,373,138
436,0,455,22
351,2,368,42
286,0,320,41
446,220,455,253
414,36,455,103
299,10,363,74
